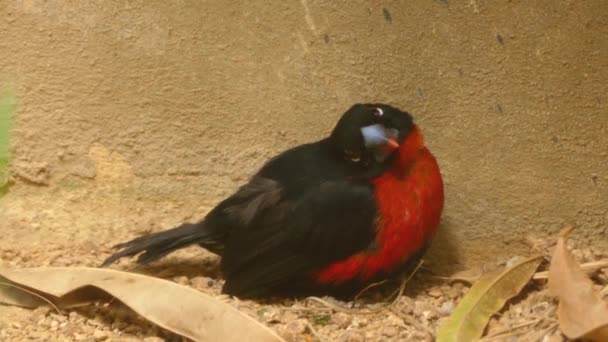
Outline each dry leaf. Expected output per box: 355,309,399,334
0,267,285,342
534,259,608,280
548,229,608,341
436,255,543,342
444,267,482,284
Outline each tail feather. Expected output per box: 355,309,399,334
100,223,207,267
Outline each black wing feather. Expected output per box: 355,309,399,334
221,180,377,297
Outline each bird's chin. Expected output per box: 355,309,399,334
372,146,397,163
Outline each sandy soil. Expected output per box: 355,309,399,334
1,183,606,342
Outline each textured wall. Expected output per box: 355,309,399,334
1,1,606,269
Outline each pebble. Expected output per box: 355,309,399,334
286,319,308,334
33,306,51,316
398,296,415,314
93,329,109,341
349,317,369,328
439,300,455,316
331,312,352,329
427,288,442,298
173,276,189,285
542,332,565,342
73,333,87,341
414,301,438,320
382,325,400,337
363,330,376,340
445,286,461,299
142,337,164,342
189,276,210,289
279,319,309,342
339,331,365,342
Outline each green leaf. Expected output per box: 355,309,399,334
436,255,543,342
311,314,331,326
0,87,15,188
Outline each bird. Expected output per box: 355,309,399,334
101,103,444,299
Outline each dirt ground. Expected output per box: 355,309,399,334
1,182,606,342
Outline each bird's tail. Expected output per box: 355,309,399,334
100,223,212,267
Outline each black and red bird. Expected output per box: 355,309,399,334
102,103,444,298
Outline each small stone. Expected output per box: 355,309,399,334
50,320,59,331
382,325,400,337
439,300,455,316
73,333,87,341
427,288,442,298
87,318,101,327
332,312,352,328
414,300,437,319
93,329,109,341
398,296,415,314
260,308,281,323
189,276,208,289
142,337,164,342
285,319,307,334
349,316,369,328
581,249,594,262
50,313,67,323
279,319,309,342
542,331,565,342
339,331,365,342
33,306,51,316
174,276,189,285
31,331,51,340
445,286,461,299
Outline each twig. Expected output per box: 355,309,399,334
353,279,388,302
305,297,363,315
387,259,424,308
532,322,559,342
533,259,608,280
306,323,325,342
388,306,434,336
305,260,424,315
0,281,63,315
478,318,544,341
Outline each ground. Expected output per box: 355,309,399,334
0,183,606,342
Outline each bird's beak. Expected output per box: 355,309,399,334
361,124,400,162
361,124,400,149
386,136,399,149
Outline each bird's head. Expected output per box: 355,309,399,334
330,103,414,166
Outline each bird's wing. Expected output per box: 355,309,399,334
220,179,378,297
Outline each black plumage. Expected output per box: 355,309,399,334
102,104,413,298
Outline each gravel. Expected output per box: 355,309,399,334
1,185,606,341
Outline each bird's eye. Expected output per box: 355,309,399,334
373,108,384,117
344,150,361,163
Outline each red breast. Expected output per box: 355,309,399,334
316,125,444,284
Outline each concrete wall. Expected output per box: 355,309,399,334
1,1,606,269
